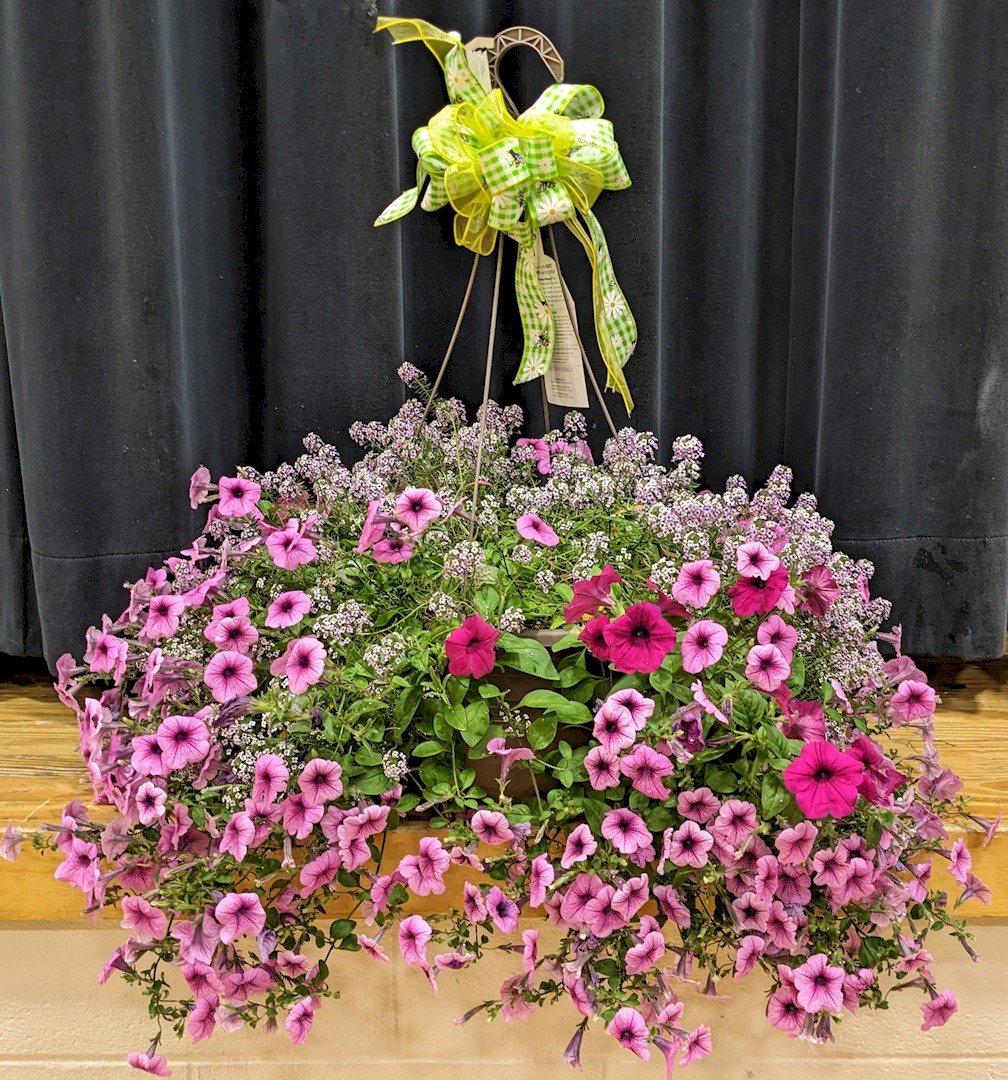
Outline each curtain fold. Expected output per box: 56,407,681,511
0,0,1005,665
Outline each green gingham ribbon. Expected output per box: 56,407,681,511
374,16,636,412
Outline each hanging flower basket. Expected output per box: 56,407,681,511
3,16,1000,1078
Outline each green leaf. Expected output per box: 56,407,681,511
760,772,793,819
460,700,489,746
394,685,423,730
433,711,453,742
353,745,384,767
733,689,767,728
478,682,505,699
396,794,420,813
786,653,806,695
705,766,740,794
557,769,574,788
458,768,476,790
447,677,469,706
344,697,387,722
858,936,887,968
644,806,674,832
517,690,592,726
339,937,361,951
354,772,393,795
328,919,356,939
412,740,444,758
497,633,559,680
446,702,468,731
527,713,558,750
582,798,608,837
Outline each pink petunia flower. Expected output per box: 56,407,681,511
220,811,256,862
139,594,186,642
125,1051,172,1076
767,983,807,1036
486,738,535,780
601,808,652,856
515,513,560,546
736,541,780,580
734,934,764,979
285,998,315,1045
920,989,958,1031
88,633,129,678
732,891,770,932
559,873,603,926
563,564,622,623
155,715,211,772
775,820,818,864
948,837,972,884
265,590,312,629
607,688,655,730
187,996,218,1042
793,953,845,1014
626,930,665,975
561,824,598,869
395,487,442,532
745,643,791,692
583,885,627,938
664,820,714,869
678,787,721,824
217,475,261,517
783,740,863,818
680,619,729,673
444,614,499,678
714,799,758,848
621,744,674,800
584,745,622,790
214,892,266,945
671,559,721,608
606,1007,650,1060
603,602,677,674
691,680,729,724
264,518,316,569
528,854,555,907
757,614,798,659
372,534,414,563
592,698,637,753
358,933,390,963
486,886,520,932
188,465,213,508
678,1025,713,1067
471,810,514,845
135,782,167,825
398,836,451,896
252,753,289,804
298,758,343,806
463,881,488,924
613,874,650,921
890,680,937,724
780,699,827,742
204,650,257,703
121,896,169,942
271,636,326,695
281,793,324,840
210,615,259,653
355,499,385,554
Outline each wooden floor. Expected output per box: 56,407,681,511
0,650,1005,920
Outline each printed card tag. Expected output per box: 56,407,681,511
535,236,590,409
464,38,494,95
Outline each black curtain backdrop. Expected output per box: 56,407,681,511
0,0,1006,666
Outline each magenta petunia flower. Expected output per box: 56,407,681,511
121,896,169,942
680,619,729,673
620,744,673,800
780,699,827,742
217,475,261,517
601,808,652,856
204,650,257,703
444,613,499,678
664,820,714,869
486,886,521,933
603,602,677,674
671,559,721,608
736,541,780,580
592,698,637,753
890,679,937,724
155,715,211,772
139,594,186,642
210,615,259,653
471,810,514,846
298,757,343,806
561,823,598,869
728,565,789,617
395,487,442,532
265,589,312,629
373,533,414,563
799,565,841,616
920,989,958,1031
578,613,612,659
783,740,864,819
264,518,316,570
528,854,555,908
793,953,846,1014
584,745,621,790
563,564,622,623
606,1007,650,1060
515,513,560,547
214,892,266,945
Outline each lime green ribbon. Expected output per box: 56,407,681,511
374,17,636,412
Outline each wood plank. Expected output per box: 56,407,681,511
2,657,1006,921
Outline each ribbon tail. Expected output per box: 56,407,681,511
564,214,635,414
374,17,459,68
374,163,427,227
512,241,555,384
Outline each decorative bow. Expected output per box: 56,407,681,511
374,17,636,413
